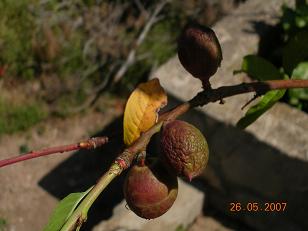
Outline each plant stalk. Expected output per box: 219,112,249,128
60,162,122,231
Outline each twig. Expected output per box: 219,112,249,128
113,0,169,83
0,137,108,168
134,0,148,18
60,78,308,231
241,93,259,110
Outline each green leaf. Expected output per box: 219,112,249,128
283,31,308,75
295,16,307,27
296,3,308,19
237,89,286,129
43,187,92,231
289,62,308,103
0,218,7,231
281,3,308,32
237,55,283,80
281,5,297,32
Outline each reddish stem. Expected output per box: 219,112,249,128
0,137,108,168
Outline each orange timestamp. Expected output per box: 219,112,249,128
229,202,287,212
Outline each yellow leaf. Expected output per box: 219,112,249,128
123,78,167,146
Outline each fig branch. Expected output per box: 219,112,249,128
0,137,109,168
60,77,308,231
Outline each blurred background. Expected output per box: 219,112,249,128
0,0,242,135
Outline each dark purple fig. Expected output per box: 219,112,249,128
161,120,209,181
123,161,178,219
177,23,222,88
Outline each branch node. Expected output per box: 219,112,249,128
110,161,124,175
79,137,109,150
115,152,131,170
219,98,225,104
136,151,146,166
76,216,86,229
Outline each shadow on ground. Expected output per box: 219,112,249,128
243,20,283,66
39,94,308,231
38,116,127,230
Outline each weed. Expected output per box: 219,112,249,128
0,98,47,135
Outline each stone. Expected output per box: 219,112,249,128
189,216,235,231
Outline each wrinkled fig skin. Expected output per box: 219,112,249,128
161,120,209,181
177,23,222,85
123,162,178,219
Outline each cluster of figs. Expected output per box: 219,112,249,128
124,22,222,219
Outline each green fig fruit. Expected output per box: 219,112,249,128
123,160,178,219
161,120,209,181
177,23,222,88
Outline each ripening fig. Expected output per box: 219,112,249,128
123,160,178,219
177,22,222,88
161,120,209,181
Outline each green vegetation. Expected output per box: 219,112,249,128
281,0,308,40
281,2,308,110
0,98,47,135
19,144,30,154
140,20,178,64
0,0,36,79
175,225,187,231
123,20,179,88
255,1,308,111
0,0,184,84
0,0,225,135
0,218,7,231
233,1,308,127
238,1,308,113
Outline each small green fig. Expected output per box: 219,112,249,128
177,23,222,88
161,120,209,181
123,160,178,219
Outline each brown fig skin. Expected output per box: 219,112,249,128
123,161,178,219
161,120,209,181
177,23,222,88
